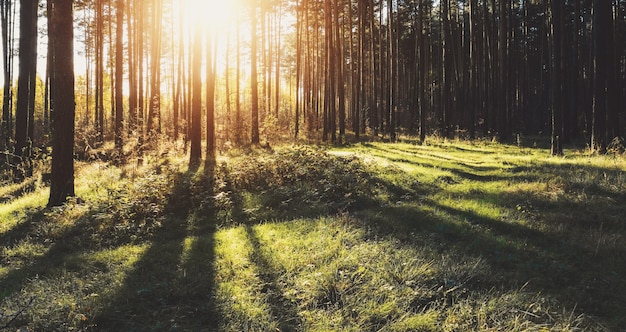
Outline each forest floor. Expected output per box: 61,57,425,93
1,138,625,331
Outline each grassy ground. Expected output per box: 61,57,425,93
0,138,625,331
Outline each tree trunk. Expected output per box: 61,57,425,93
147,0,163,139
236,20,242,144
251,1,260,144
335,0,345,142
206,30,216,162
591,0,611,153
550,0,564,155
95,0,104,143
114,0,124,151
48,0,75,207
127,0,137,137
0,0,14,148
15,0,38,163
387,0,395,141
189,25,202,165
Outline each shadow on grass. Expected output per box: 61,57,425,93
221,164,303,330
354,154,626,329
244,225,303,331
358,199,626,326
0,209,46,250
0,177,37,204
91,164,218,331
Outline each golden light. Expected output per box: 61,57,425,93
182,0,239,31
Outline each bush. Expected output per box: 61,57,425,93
228,146,375,216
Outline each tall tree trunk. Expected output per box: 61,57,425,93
335,0,345,142
147,0,163,139
15,0,38,163
550,0,564,155
206,30,216,162
224,33,231,143
497,0,509,142
236,19,242,144
95,0,104,143
48,0,75,206
441,0,451,138
468,0,477,139
0,0,14,148
137,0,145,150
368,0,376,136
275,3,282,120
591,0,613,153
294,0,302,138
323,0,336,142
189,24,202,165
127,0,137,137
251,0,260,144
114,0,124,150
418,0,427,144
387,0,395,141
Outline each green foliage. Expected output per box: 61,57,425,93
228,146,375,218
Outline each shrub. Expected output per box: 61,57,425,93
228,146,376,217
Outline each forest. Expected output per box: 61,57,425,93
0,0,625,330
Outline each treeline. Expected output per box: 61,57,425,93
296,0,625,155
0,0,625,205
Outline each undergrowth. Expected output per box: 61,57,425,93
0,141,624,331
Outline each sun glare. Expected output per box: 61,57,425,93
183,0,239,31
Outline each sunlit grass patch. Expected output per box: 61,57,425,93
1,244,147,329
213,227,277,330
228,216,594,331
0,189,47,228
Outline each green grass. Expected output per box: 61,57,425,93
1,139,625,331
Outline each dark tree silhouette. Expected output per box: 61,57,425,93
48,0,76,207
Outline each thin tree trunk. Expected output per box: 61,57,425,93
0,0,14,148
189,24,202,165
114,0,124,150
251,1,260,144
206,30,216,162
550,0,564,155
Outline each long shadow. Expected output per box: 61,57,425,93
0,177,37,203
221,164,303,331
91,165,218,331
244,225,302,331
0,209,46,250
0,197,152,302
364,145,507,181
365,143,499,169
357,192,626,328
0,210,86,302
0,200,170,329
345,143,626,326
369,143,626,198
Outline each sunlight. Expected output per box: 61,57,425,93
183,0,239,31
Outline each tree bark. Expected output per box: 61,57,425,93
189,24,202,165
206,30,216,162
114,0,124,151
550,0,564,156
0,0,14,148
251,0,260,144
15,0,38,163
48,0,76,206
591,0,609,153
